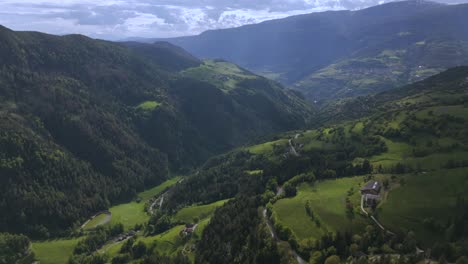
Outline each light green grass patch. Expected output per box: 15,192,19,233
103,225,187,258
110,202,148,230
139,177,181,201
379,168,468,245
110,178,181,229
33,238,83,264
245,170,263,175
404,151,468,171
247,139,288,155
369,137,413,165
174,199,229,223
416,105,468,120
141,225,186,256
180,60,256,92
137,101,161,111
272,177,368,241
352,122,365,134
82,212,111,230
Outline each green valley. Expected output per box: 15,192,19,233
1,2,468,264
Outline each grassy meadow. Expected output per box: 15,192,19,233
272,177,369,241
136,100,161,111
82,213,111,230
174,199,229,223
138,177,181,201
33,177,182,263
378,168,468,244
180,60,257,92
101,199,227,261
109,201,148,230
246,139,289,155
32,238,83,264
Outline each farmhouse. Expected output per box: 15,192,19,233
361,181,381,207
182,223,197,235
360,181,381,195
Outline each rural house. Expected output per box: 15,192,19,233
361,181,381,207
360,181,381,195
182,223,197,235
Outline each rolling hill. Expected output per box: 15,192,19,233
156,0,468,102
0,25,312,237
163,67,468,263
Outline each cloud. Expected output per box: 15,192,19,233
0,0,465,39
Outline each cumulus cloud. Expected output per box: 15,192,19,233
0,0,465,39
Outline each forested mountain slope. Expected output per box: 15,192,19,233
159,67,468,263
0,25,312,237
157,0,468,101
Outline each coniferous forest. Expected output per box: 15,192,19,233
1,1,468,264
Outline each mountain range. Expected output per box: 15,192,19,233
143,0,468,102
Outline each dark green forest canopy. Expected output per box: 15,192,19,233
0,232,33,263
0,25,311,237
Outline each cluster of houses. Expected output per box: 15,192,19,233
361,180,382,208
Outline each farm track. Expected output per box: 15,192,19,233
361,194,396,235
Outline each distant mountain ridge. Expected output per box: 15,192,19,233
149,0,468,102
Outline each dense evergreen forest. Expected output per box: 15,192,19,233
0,25,311,238
0,233,33,264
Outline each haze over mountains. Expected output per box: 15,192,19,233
145,0,468,102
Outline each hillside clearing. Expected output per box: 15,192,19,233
32,238,83,264
272,177,369,241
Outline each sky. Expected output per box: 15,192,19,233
0,0,466,40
